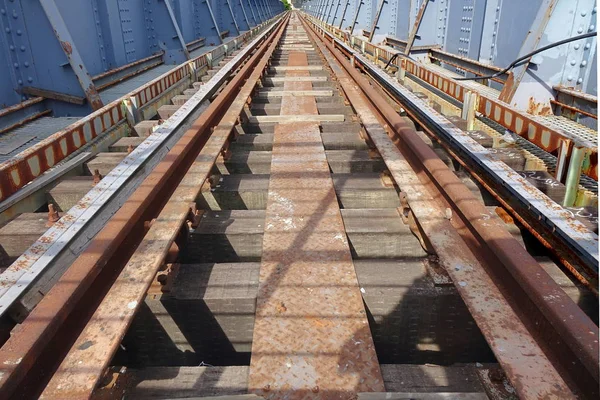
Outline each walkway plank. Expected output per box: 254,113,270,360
248,18,384,399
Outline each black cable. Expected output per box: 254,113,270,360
384,51,414,69
454,31,597,81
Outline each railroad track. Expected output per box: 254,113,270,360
0,10,597,400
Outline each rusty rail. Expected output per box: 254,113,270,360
40,14,289,399
303,13,598,399
0,15,287,400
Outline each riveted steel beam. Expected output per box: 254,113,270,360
39,0,103,110
404,0,430,55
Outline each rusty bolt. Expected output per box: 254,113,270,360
46,204,60,227
92,169,103,186
157,274,168,285
127,144,134,154
489,368,505,383
312,386,319,393
262,384,271,392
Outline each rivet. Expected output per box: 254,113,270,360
27,76,32,82
589,25,595,31
567,75,573,81
574,44,581,50
577,77,583,84
13,62,18,68
20,45,25,51
16,29,21,35
9,45,14,51
17,79,22,85
5,27,10,33
0,9,5,14
570,59,577,65
577,26,584,33
581,60,587,67
585,43,591,49
24,61,29,67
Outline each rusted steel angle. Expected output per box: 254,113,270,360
248,22,383,396
302,14,598,398
0,18,286,400
39,15,289,399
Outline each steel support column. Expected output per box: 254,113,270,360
367,0,387,42
205,0,224,43
498,0,558,103
350,0,364,34
39,0,103,110
404,0,430,54
325,0,335,23
238,0,251,29
164,0,191,60
330,0,342,25
338,0,350,29
246,0,262,26
225,0,242,34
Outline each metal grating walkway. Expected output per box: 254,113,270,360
0,117,80,163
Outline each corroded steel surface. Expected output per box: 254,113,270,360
308,16,598,182
302,13,598,397
38,15,289,400
248,19,384,398
303,18,576,399
0,17,286,400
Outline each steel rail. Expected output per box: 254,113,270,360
39,13,290,399
302,16,575,399
302,13,598,398
0,15,286,400
306,18,600,272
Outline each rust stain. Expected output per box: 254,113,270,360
60,40,72,55
527,96,553,116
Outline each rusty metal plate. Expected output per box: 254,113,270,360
248,20,384,398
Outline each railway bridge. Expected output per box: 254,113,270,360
0,1,597,399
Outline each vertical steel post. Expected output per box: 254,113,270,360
239,0,253,27
325,0,335,23
404,0,430,55
258,0,270,19
331,0,342,25
350,0,364,35
245,0,258,26
39,0,104,110
338,0,350,29
498,0,559,103
368,0,387,42
317,0,326,19
563,146,587,206
204,0,224,44
164,0,191,60
264,0,274,18
224,0,241,34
